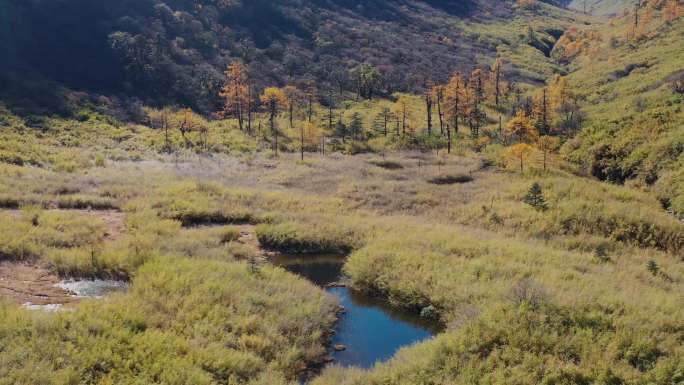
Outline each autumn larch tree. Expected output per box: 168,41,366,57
506,109,538,144
304,81,317,122
632,1,641,40
537,135,560,171
491,59,504,109
260,87,287,156
394,95,413,136
505,143,534,173
282,85,302,129
533,88,551,135
468,69,487,139
445,72,464,136
219,60,249,131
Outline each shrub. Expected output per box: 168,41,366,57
524,182,548,211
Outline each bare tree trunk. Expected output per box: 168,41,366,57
447,124,452,154
308,96,313,122
235,88,243,131
437,89,444,136
289,103,294,128
426,92,433,135
247,86,252,134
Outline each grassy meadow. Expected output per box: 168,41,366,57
0,5,683,383
0,136,681,383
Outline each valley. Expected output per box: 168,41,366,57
0,0,682,384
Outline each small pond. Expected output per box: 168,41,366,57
272,254,439,369
56,279,129,298
23,279,129,312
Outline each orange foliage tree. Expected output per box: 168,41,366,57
260,87,287,156
219,61,249,131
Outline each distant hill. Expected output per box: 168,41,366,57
567,0,634,16
0,0,584,114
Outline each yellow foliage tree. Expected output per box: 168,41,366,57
536,135,561,171
504,143,534,173
548,75,572,112
393,94,415,135
506,110,539,143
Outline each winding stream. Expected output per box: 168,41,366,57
272,254,439,369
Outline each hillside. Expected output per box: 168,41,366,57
568,0,634,16
0,0,586,114
556,8,684,218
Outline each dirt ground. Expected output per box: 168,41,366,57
0,262,77,306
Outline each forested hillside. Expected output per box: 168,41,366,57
0,0,582,114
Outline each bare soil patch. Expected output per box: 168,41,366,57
0,262,77,306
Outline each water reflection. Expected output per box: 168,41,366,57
273,254,438,368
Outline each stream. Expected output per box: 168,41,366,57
272,254,439,369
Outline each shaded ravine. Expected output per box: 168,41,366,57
272,254,439,370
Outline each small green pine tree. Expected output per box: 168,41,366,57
524,182,548,211
349,112,364,140
646,260,659,276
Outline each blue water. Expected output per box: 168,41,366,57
273,254,438,369
328,286,435,367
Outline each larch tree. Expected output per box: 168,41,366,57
504,143,534,173
374,107,394,137
304,81,317,122
393,95,413,135
260,87,287,156
432,85,445,136
468,69,487,140
549,75,571,112
632,1,641,40
425,83,434,135
445,72,464,136
219,60,249,131
491,59,504,109
506,109,538,144
536,135,560,172
349,112,364,141
533,88,551,135
178,108,196,148
282,85,302,129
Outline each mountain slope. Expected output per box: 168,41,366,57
0,0,585,114
568,0,634,16
558,11,684,217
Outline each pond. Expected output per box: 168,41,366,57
22,279,129,312
56,279,129,298
272,254,439,369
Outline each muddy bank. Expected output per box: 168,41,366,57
0,262,78,306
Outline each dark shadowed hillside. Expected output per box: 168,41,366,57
0,0,584,114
